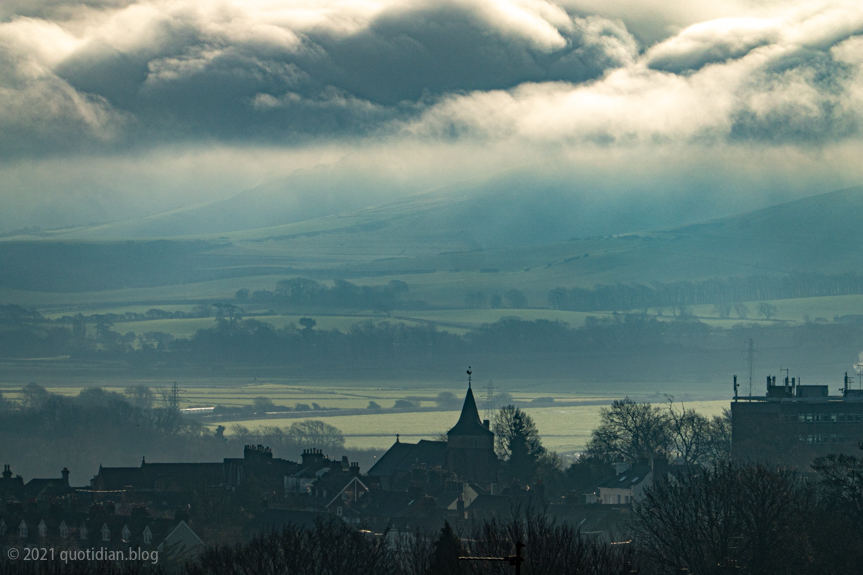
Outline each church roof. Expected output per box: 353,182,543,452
447,386,493,437
367,440,447,476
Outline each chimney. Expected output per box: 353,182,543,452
2,465,11,480
342,455,349,471
483,419,490,429
61,468,70,486
350,462,360,476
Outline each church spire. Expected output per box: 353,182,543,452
447,367,493,437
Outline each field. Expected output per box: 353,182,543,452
217,400,730,453
0,377,731,454
21,290,863,345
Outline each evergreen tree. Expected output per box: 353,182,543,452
430,521,464,575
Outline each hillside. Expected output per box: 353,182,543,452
1,185,862,305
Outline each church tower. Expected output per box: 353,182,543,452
446,368,497,483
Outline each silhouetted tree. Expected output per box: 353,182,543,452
585,398,671,463
503,289,528,309
758,301,778,320
632,462,817,575
494,406,545,483
430,521,464,575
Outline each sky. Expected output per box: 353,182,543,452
2,0,863,233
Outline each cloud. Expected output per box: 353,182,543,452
2,0,863,233
403,1,863,145
0,0,639,157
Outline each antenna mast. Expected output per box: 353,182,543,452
745,339,757,398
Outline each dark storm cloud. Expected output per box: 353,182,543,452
0,0,638,157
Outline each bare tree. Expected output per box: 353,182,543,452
585,398,671,463
125,385,154,409
631,462,817,575
465,509,636,574
757,301,778,320
712,302,732,319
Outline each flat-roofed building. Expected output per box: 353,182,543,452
731,373,863,468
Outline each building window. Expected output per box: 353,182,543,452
101,524,110,542
38,521,47,538
59,522,68,539
143,528,152,545
80,525,88,540
342,491,348,500
336,507,343,516
19,521,28,538
121,525,131,542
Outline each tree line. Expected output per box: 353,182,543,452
238,278,417,311
0,384,369,487
548,272,863,312
5,309,863,384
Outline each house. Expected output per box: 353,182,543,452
0,508,203,559
595,462,653,505
285,449,341,495
91,444,299,501
223,444,298,489
0,465,74,505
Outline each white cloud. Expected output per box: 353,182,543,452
403,1,863,145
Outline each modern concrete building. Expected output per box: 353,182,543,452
731,373,863,468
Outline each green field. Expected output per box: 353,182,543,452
26,291,863,344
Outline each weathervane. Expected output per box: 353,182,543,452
467,366,472,388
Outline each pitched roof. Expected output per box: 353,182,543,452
367,440,447,476
447,386,493,437
597,467,651,489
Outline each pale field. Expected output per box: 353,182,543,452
0,378,730,454
0,381,619,409
216,400,731,454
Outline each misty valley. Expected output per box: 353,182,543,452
4,186,863,574
5,0,863,570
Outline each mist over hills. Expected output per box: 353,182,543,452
0,184,861,297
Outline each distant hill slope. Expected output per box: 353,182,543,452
0,185,861,296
